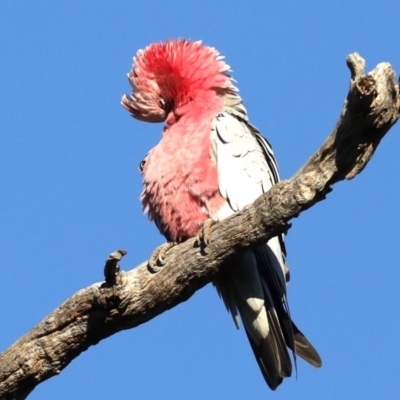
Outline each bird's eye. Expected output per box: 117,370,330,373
139,158,146,173
158,97,166,109
139,152,149,173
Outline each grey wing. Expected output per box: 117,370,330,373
210,112,321,389
210,111,286,275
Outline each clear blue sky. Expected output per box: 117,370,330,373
1,2,399,399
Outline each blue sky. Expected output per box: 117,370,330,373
1,1,399,399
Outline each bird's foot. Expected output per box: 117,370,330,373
195,219,216,251
147,242,178,273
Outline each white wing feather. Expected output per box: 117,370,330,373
210,111,286,274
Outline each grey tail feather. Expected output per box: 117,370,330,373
240,289,292,390
213,277,240,329
254,246,322,369
291,321,322,368
254,247,297,361
245,330,283,390
214,245,322,390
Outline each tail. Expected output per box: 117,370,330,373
213,240,322,390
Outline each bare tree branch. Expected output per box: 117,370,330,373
0,53,399,400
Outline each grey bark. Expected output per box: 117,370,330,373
0,53,399,400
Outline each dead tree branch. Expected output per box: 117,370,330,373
0,53,399,400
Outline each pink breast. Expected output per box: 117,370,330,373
141,118,225,242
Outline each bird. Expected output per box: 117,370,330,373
121,39,322,390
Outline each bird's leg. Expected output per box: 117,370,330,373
147,241,178,273
195,218,216,249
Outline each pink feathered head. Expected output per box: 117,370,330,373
122,39,232,122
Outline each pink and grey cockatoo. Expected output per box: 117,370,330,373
122,39,321,390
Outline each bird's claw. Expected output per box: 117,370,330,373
195,219,216,250
147,242,177,273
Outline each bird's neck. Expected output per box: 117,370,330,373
164,91,224,131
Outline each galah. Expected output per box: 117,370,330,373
122,39,322,390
